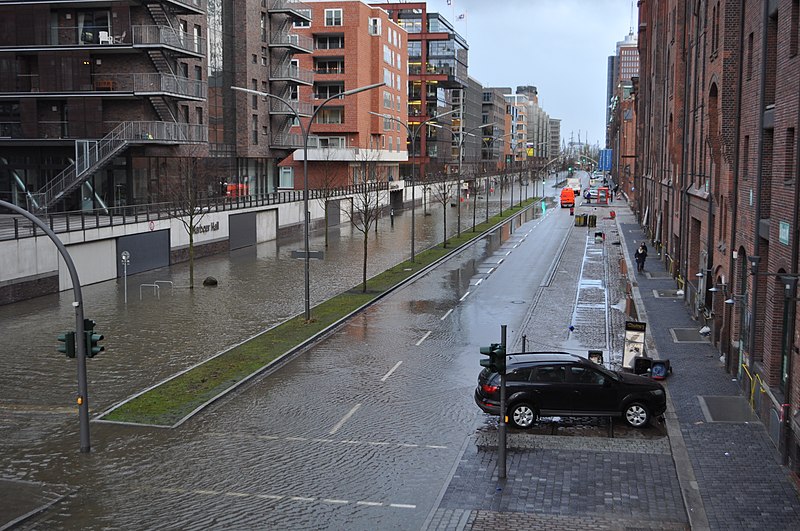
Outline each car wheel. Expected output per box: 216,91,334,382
624,403,651,428
508,403,537,429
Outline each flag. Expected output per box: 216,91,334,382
457,13,465,20
447,0,452,5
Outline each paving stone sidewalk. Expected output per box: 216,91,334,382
426,200,800,531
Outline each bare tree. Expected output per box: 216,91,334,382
429,174,454,248
162,147,226,288
313,147,344,248
342,149,387,293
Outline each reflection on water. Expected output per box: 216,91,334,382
0,193,541,528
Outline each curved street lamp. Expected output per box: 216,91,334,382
233,82,385,321
368,108,456,262
452,122,496,237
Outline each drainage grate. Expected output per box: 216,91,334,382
654,289,681,298
670,328,710,343
645,271,673,279
698,396,758,423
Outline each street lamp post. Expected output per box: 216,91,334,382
233,82,384,321
455,123,495,237
368,109,456,262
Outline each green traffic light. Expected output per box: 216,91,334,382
57,331,76,358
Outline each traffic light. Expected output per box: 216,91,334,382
85,330,105,358
57,331,76,358
83,318,105,358
480,343,506,373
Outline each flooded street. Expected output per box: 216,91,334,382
0,187,550,529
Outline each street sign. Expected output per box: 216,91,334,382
599,149,613,171
291,250,324,260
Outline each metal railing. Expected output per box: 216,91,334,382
269,32,313,53
132,25,206,55
2,182,389,241
270,63,314,85
32,121,208,212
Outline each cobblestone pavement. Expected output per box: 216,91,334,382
426,200,800,531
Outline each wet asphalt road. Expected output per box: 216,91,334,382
1,181,563,529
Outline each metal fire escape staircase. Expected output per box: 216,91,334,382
145,2,178,122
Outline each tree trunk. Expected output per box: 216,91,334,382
324,200,329,248
361,230,369,293
188,217,195,289
442,204,448,248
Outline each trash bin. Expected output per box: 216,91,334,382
588,214,597,227
633,356,652,375
610,210,616,219
574,214,586,226
594,231,604,243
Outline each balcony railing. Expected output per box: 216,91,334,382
268,99,313,116
269,64,314,85
269,32,313,53
132,25,206,56
2,73,207,100
266,0,312,18
271,132,303,148
32,121,208,212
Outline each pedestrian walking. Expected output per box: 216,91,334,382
635,243,648,272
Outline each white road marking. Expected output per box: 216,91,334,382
486,267,495,274
415,331,431,345
440,308,453,320
164,489,417,510
208,432,447,450
380,361,403,382
330,404,361,435
505,250,512,255
474,278,483,286
459,291,470,301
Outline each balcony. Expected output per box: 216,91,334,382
269,32,312,54
270,131,303,149
269,64,313,85
0,73,207,101
132,25,206,57
266,0,312,22
156,0,206,15
268,99,312,117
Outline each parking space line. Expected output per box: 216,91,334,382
380,361,403,382
415,331,431,345
330,404,360,435
459,291,470,302
440,309,453,320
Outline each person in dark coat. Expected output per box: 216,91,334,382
634,243,648,272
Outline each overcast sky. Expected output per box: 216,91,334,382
420,0,636,148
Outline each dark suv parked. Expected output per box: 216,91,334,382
474,352,666,428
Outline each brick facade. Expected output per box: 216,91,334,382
636,0,800,469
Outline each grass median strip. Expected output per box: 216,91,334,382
100,201,535,426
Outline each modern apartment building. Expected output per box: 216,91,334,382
517,85,550,162
549,118,561,163
0,0,211,213
503,92,528,166
0,1,313,214
279,0,407,190
481,87,508,171
636,0,800,471
370,2,467,180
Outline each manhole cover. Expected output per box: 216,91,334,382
670,328,710,343
698,396,758,423
654,289,681,298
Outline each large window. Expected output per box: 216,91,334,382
314,83,344,99
314,57,344,74
315,35,344,49
324,8,342,26
77,10,110,44
315,107,343,124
